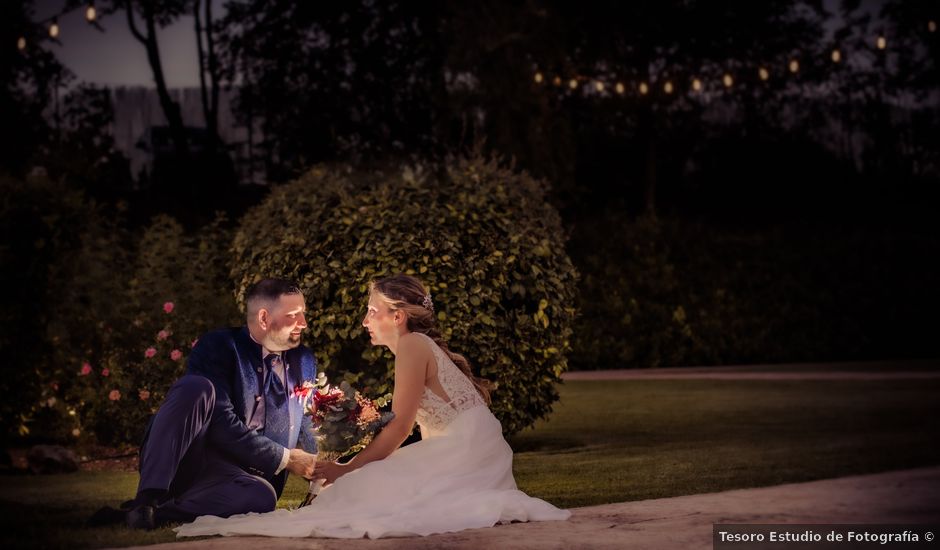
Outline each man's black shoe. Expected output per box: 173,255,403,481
86,505,126,527
125,505,156,530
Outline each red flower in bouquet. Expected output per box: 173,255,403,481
312,385,346,411
296,374,394,507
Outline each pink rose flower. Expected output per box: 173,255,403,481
101,368,110,377
170,349,183,361
163,302,175,314
145,347,157,358
157,329,170,341
80,363,92,376
109,389,121,401
139,389,151,401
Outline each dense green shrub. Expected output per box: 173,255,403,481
571,215,698,368
570,214,940,369
0,175,89,441
36,214,240,446
230,155,579,435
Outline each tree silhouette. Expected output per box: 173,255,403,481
219,0,446,181
63,0,227,156
1,0,69,176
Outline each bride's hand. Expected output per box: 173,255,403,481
313,460,348,484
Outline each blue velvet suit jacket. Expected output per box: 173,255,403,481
186,327,318,496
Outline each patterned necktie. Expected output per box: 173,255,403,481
264,353,287,407
263,353,290,447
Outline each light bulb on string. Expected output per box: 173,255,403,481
876,36,887,50
49,19,60,39
691,78,702,92
568,78,578,90
594,81,604,92
788,59,799,73
17,36,26,50
86,4,97,22
722,73,733,88
758,67,769,81
534,72,543,84
552,76,562,87
663,81,674,94
615,82,625,94
638,82,649,95
929,20,937,33
831,49,842,63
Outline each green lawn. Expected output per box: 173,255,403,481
510,380,940,508
1,378,937,548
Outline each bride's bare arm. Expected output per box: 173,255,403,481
315,334,427,482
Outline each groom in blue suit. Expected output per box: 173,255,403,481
91,279,319,529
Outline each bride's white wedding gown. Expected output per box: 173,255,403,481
175,333,570,539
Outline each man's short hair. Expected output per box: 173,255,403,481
245,278,302,315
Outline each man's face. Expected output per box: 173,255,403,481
262,293,307,351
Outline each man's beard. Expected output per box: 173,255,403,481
271,326,301,349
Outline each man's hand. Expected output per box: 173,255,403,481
286,448,316,479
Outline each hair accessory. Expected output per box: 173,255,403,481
421,293,434,312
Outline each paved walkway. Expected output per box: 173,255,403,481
563,359,940,381
126,467,940,550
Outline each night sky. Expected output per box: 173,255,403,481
32,0,226,87
31,0,874,90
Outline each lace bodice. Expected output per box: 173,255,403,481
414,333,486,435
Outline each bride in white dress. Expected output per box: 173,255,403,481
176,274,570,539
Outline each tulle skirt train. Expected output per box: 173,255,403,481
175,406,570,539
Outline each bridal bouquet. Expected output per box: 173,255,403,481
295,374,394,507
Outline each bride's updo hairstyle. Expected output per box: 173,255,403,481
370,274,492,404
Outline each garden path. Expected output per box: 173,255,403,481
124,467,940,550
563,359,940,381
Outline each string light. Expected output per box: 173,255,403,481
663,81,674,94
638,82,649,95
758,67,769,81
615,82,625,94
552,76,562,87
86,4,97,22
876,35,887,50
929,20,937,33
594,81,604,92
691,78,702,92
788,59,800,73
17,36,26,50
722,73,733,87
534,72,544,84
568,78,578,89
831,49,842,63
49,19,59,39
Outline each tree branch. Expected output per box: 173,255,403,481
195,0,211,132
206,0,220,129
124,0,147,44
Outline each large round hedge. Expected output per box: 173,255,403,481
230,155,579,434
